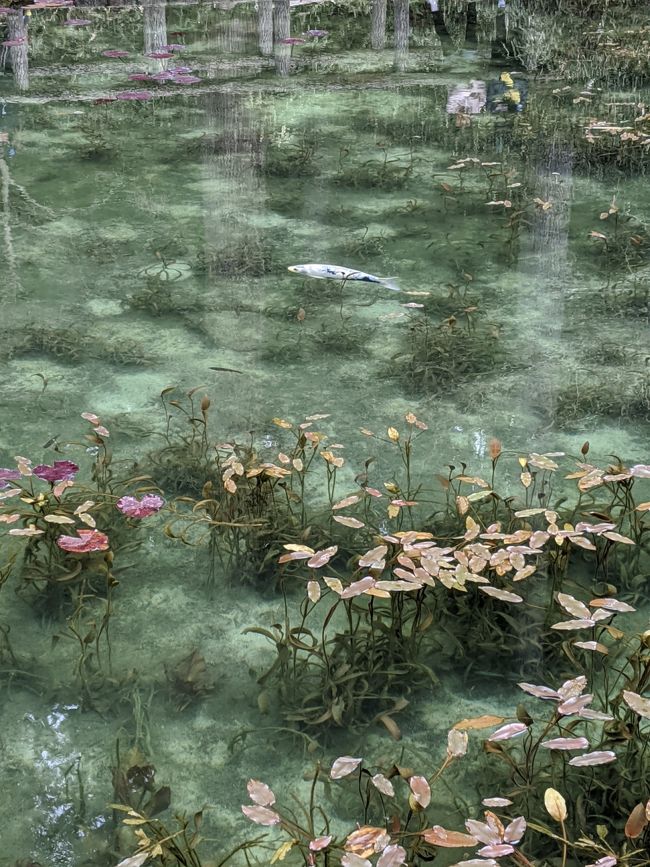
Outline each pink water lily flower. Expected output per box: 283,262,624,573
57,529,109,553
116,494,165,518
33,460,79,483
0,468,21,481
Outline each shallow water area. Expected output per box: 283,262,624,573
0,0,649,864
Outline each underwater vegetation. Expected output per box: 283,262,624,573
390,308,505,395
0,323,156,367
4,392,638,867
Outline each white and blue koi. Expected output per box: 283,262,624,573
288,263,400,291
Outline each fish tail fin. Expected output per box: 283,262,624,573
380,277,401,292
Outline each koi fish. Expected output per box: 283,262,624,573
288,263,400,291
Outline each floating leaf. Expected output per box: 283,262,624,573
589,598,635,613
9,526,44,536
310,836,333,851
247,780,275,807
602,531,634,545
342,855,372,867
44,514,76,524
478,844,514,858
341,576,376,598
332,495,361,510
557,593,591,619
518,682,560,700
422,827,478,847
409,775,431,808
377,844,407,867
371,773,395,797
278,550,313,563
453,715,505,731
479,587,523,603
331,756,362,780
558,694,593,715
345,826,391,857
551,619,596,630
622,691,650,719
272,418,293,429
544,788,567,822
465,819,500,845
116,854,149,867
447,729,468,758
624,803,648,839
574,641,608,654
333,516,365,529
541,737,589,751
578,708,614,721
568,751,616,767
307,546,338,568
323,576,343,594
241,804,280,825
450,861,498,867
488,722,528,741
359,545,388,568
482,798,513,807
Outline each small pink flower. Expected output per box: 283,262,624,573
116,494,165,518
57,529,109,552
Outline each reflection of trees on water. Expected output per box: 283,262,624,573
393,0,409,69
5,13,29,91
442,0,467,50
516,138,573,429
143,0,167,55
370,0,387,50
257,0,273,56
273,0,291,76
0,155,21,301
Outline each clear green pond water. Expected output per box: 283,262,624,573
0,1,649,864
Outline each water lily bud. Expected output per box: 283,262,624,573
488,438,502,460
544,788,567,822
581,441,590,456
201,396,211,412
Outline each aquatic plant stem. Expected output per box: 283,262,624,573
559,817,567,867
